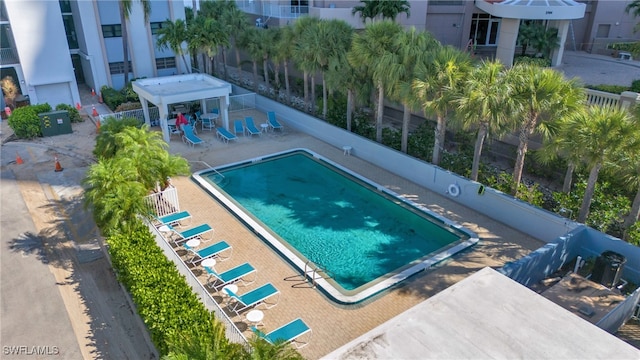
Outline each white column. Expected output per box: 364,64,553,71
495,18,520,67
550,20,570,67
221,95,230,130
140,98,150,127
158,104,170,143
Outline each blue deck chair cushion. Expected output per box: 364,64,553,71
155,210,191,227
253,318,311,348
233,119,245,136
185,240,232,264
216,127,238,143
206,262,256,289
267,111,283,131
169,223,213,244
182,124,203,147
226,282,279,313
245,117,261,136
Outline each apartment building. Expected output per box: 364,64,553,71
0,0,187,109
238,0,640,66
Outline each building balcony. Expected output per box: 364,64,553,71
0,47,19,65
236,0,308,19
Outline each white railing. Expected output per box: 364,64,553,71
144,186,180,217
262,4,308,18
99,106,160,126
585,89,620,108
229,93,256,112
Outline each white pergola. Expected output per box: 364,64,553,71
132,74,232,142
475,0,587,67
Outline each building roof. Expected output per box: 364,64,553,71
132,73,231,106
476,0,586,20
323,267,639,360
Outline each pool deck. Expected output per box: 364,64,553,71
163,109,545,359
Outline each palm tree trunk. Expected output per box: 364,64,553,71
303,71,309,109
577,164,602,223
347,89,354,132
284,59,291,104
274,62,281,90
252,60,259,92
322,72,328,118
511,117,537,195
401,103,410,153
222,48,228,80
262,57,269,89
119,2,130,85
471,124,488,182
432,115,445,165
376,83,384,143
235,44,242,80
623,184,640,239
562,162,576,193
311,76,316,113
180,54,190,74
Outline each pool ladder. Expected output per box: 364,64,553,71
304,261,329,289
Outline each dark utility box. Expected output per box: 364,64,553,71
39,110,72,137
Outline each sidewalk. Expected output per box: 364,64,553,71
557,50,640,87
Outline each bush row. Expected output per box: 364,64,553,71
7,103,82,138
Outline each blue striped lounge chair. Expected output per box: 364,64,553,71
205,262,257,290
153,210,192,228
216,127,238,143
244,117,261,136
168,223,214,245
252,318,312,349
182,124,204,147
266,111,283,131
184,240,232,264
225,282,280,316
233,119,245,136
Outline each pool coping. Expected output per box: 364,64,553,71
192,148,479,304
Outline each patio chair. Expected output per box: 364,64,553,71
244,117,261,137
267,111,283,131
182,124,204,147
167,223,214,245
201,113,215,132
216,127,238,143
152,210,192,228
205,262,257,290
233,119,245,136
184,240,232,264
252,318,312,349
225,282,280,316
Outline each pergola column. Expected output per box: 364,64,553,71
221,94,230,130
550,20,570,67
140,97,151,127
495,18,520,67
158,104,169,143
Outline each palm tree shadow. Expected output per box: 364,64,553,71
8,231,53,265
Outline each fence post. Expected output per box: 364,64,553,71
619,91,640,110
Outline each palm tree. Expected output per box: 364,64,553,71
293,16,322,111
188,16,229,76
413,46,472,165
222,6,250,80
349,20,404,143
118,0,151,85
326,51,372,132
565,105,636,223
508,64,584,195
352,0,381,24
378,0,411,21
390,28,439,153
241,27,263,92
614,105,640,238
454,60,517,181
273,25,296,104
156,19,190,74
626,0,640,32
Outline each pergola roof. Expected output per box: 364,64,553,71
132,73,231,107
476,0,586,20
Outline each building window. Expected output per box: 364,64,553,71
63,15,78,49
156,57,176,69
102,24,122,38
150,22,167,35
109,61,132,74
469,14,501,46
59,0,72,13
596,24,610,38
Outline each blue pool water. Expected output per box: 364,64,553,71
197,150,474,298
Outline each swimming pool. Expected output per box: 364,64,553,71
192,149,478,303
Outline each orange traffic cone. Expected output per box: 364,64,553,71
91,88,96,97
98,94,103,103
92,105,98,117
54,156,63,172
15,152,23,165
76,103,82,111
96,119,101,133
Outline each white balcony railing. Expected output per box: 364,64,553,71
585,88,620,108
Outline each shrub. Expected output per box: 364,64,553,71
586,84,629,94
121,80,142,102
114,102,142,112
101,85,126,110
513,56,550,67
55,103,83,123
631,79,640,93
7,103,52,138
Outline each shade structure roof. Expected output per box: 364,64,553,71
476,0,586,20
132,73,231,107
323,267,640,360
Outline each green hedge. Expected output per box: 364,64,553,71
101,85,126,111
7,103,52,138
55,103,83,123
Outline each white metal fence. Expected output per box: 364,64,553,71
229,93,256,112
145,186,180,217
585,89,620,108
99,107,160,126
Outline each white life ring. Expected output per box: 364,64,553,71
448,183,460,197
